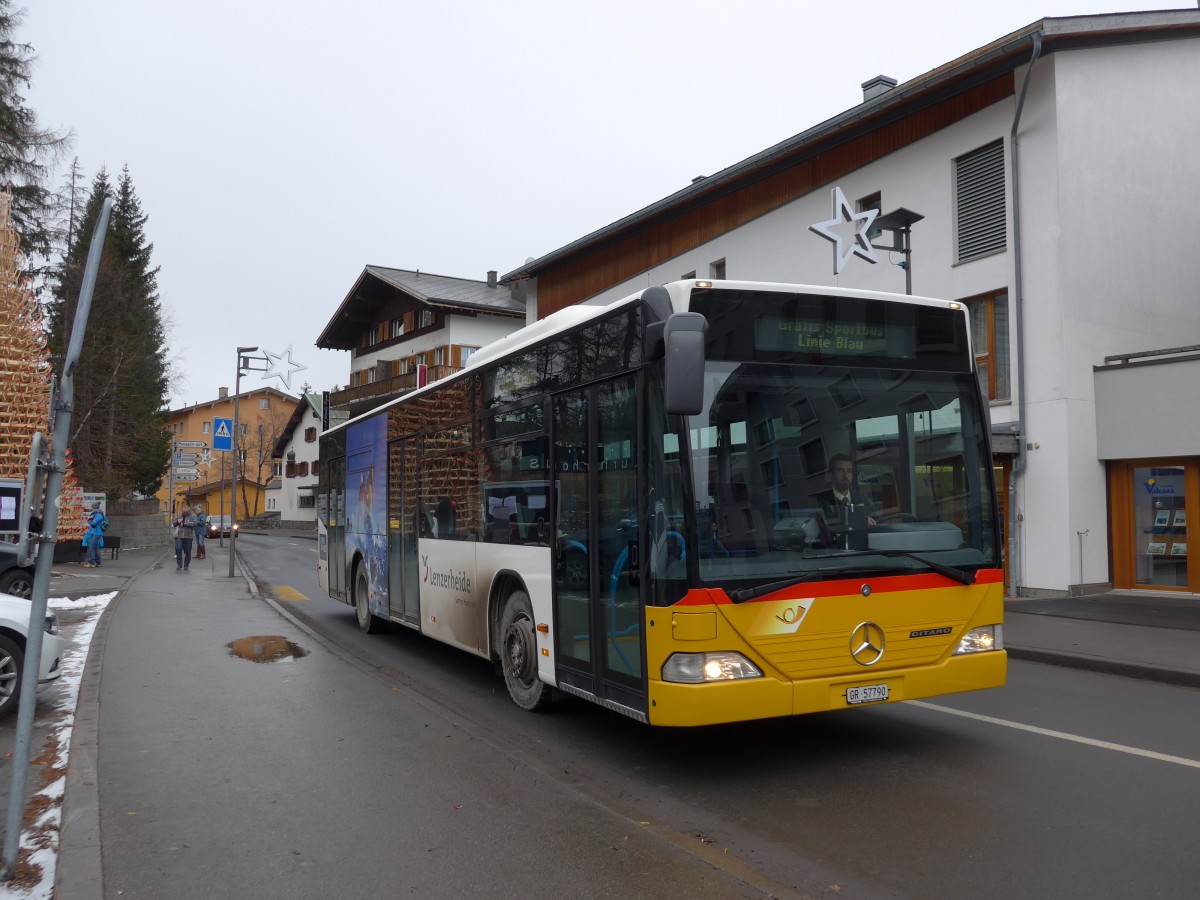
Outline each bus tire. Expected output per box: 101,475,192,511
498,590,552,711
354,562,385,635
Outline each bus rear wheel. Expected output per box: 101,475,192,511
499,591,551,711
354,563,385,634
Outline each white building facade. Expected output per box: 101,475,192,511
503,11,1200,597
271,393,323,524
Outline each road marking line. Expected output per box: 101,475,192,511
908,700,1200,770
273,586,309,602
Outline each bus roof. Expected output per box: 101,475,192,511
322,280,964,437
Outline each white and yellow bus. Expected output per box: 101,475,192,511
317,280,1005,726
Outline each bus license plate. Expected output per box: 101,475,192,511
846,683,889,705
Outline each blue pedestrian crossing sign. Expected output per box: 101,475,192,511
213,417,234,451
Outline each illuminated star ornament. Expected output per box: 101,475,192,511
809,186,880,275
261,345,308,390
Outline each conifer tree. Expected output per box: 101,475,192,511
47,166,171,498
0,1,71,260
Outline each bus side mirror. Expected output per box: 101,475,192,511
663,312,707,415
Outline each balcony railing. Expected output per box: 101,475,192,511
327,365,461,412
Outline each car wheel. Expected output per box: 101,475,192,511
498,590,552,711
354,563,385,634
0,634,25,719
0,569,33,600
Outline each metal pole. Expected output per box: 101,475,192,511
218,452,225,550
903,226,913,295
228,347,256,577
2,199,113,880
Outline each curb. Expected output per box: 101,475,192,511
1006,646,1200,689
55,548,169,899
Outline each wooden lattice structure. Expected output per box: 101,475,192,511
0,187,86,537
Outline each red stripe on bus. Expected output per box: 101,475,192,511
673,568,1003,606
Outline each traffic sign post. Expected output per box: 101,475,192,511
174,440,206,449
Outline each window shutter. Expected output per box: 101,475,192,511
955,139,1006,262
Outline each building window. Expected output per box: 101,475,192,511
202,421,211,434
239,424,248,436
709,259,726,280
297,462,309,477
460,346,478,366
304,427,317,442
298,494,316,509
966,289,1010,401
399,358,408,374
418,309,434,329
367,324,380,345
434,347,445,366
259,398,269,410
416,353,426,366
273,461,282,477
391,318,405,338
954,139,1006,262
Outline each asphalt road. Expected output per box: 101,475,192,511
240,532,1200,898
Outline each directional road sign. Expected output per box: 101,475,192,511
175,440,206,449
213,417,233,452
172,467,199,476
173,453,198,465
173,473,200,482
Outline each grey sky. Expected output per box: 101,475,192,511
22,1,1183,408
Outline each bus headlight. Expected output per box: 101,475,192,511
954,625,1002,654
662,652,762,684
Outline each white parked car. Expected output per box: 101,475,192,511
0,593,65,719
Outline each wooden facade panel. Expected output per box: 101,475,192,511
537,76,1014,317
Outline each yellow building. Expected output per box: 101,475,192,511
159,387,299,520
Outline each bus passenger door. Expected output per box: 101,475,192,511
552,376,645,714
327,456,346,600
389,438,420,626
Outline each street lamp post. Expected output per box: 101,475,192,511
873,207,925,295
229,347,264,578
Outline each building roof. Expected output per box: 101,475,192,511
316,266,525,350
272,392,322,459
167,385,296,418
500,10,1200,286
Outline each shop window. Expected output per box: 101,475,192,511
966,289,1010,401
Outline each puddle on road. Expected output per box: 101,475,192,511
227,635,310,664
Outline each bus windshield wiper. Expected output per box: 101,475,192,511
727,552,977,602
728,565,899,603
808,550,977,585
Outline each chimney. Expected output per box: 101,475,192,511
487,270,498,288
861,75,897,102
219,387,229,399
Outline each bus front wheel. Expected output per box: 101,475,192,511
354,563,385,635
499,591,552,711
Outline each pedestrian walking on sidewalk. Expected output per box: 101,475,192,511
82,501,108,568
173,507,198,570
193,506,208,559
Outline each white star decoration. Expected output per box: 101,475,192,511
197,448,215,469
809,186,880,275
261,345,307,390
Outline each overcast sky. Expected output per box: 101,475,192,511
21,1,1186,408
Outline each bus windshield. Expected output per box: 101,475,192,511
684,361,997,589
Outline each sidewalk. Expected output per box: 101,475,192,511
1004,591,1200,687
